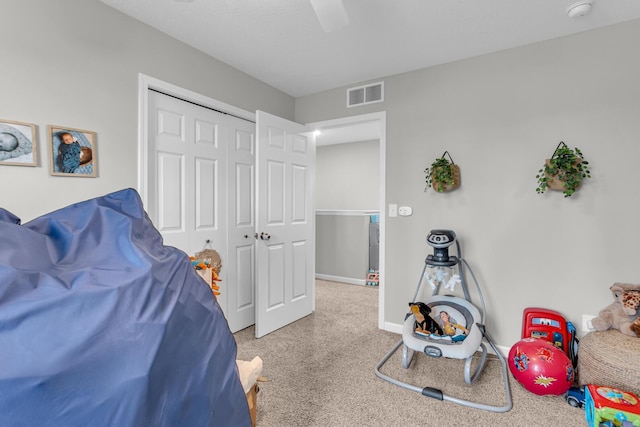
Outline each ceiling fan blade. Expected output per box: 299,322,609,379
309,0,349,32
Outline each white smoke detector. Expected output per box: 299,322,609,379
567,1,593,18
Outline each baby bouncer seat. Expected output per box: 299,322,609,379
375,230,512,412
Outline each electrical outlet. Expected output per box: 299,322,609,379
582,314,596,332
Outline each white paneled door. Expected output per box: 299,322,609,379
146,90,315,337
255,111,315,338
147,90,255,332
147,90,227,264
226,118,257,332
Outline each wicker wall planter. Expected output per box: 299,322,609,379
536,142,591,198
543,158,583,192
425,151,460,193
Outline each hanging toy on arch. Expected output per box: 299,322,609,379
192,240,223,299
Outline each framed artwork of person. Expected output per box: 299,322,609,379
48,125,97,177
0,119,38,167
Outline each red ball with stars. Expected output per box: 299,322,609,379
508,338,574,396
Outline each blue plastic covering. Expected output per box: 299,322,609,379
0,189,251,427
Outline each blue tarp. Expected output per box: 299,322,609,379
0,189,250,427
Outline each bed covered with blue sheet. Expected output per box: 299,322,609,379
0,188,250,427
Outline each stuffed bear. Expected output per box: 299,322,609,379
631,317,640,336
591,283,640,337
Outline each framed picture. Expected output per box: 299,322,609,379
48,125,97,177
0,119,37,167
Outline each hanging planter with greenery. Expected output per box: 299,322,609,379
535,141,591,198
424,151,460,193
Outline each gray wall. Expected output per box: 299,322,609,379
316,140,380,210
315,140,379,282
296,19,640,347
316,215,370,281
0,0,293,222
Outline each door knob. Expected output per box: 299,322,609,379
260,232,271,241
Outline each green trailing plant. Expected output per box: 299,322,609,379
535,141,591,198
425,151,459,192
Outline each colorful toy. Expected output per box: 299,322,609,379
585,384,640,427
409,302,443,336
591,283,640,337
522,307,571,353
565,386,586,409
366,269,379,286
521,307,578,367
436,309,468,342
190,256,222,298
508,338,574,396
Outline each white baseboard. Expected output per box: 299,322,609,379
382,321,509,356
315,274,366,286
384,321,403,335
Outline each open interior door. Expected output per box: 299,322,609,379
255,111,315,338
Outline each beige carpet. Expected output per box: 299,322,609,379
234,280,586,426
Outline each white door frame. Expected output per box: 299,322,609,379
137,73,255,206
306,112,386,330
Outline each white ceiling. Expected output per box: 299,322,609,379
100,0,640,99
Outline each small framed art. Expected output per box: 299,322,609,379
48,125,97,177
0,119,37,167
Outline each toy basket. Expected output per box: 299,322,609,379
578,330,640,396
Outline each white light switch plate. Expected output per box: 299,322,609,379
388,204,397,217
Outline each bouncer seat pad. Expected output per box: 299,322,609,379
403,295,483,359
0,188,251,427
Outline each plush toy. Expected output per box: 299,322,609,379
591,283,640,337
409,302,443,336
631,317,640,337
190,256,222,298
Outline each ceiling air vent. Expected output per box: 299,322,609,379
347,81,384,108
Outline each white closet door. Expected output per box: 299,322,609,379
147,90,228,311
226,119,257,332
146,92,315,336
